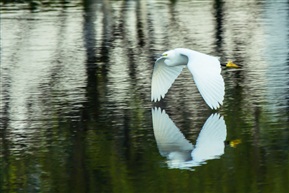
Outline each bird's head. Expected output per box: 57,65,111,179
161,50,175,59
160,49,188,66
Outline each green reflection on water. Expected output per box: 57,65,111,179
1,0,289,192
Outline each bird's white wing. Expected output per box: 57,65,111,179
152,107,193,157
151,58,185,101
186,52,224,109
191,114,226,163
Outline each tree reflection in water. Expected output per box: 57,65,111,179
0,0,288,192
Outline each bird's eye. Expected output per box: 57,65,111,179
162,54,168,57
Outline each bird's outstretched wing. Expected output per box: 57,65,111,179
151,58,184,102
186,52,225,109
151,107,193,157
191,114,226,163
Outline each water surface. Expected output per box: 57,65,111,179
1,0,289,192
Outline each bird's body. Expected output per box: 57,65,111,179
151,48,225,109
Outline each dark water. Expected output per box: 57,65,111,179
1,0,289,192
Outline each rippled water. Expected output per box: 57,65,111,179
1,0,289,192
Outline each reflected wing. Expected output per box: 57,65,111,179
191,114,226,162
186,53,224,109
151,58,184,101
151,107,193,157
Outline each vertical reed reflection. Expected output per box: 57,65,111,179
213,0,224,54
0,0,288,192
82,0,100,122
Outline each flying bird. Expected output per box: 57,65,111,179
151,48,225,109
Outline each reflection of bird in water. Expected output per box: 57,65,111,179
152,107,227,170
151,48,225,109
225,139,242,148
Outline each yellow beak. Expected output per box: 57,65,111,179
226,60,240,68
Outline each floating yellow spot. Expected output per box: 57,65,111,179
226,60,240,68
229,139,242,148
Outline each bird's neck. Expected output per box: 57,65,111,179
165,54,188,66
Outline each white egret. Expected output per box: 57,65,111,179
151,48,225,109
152,107,227,169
